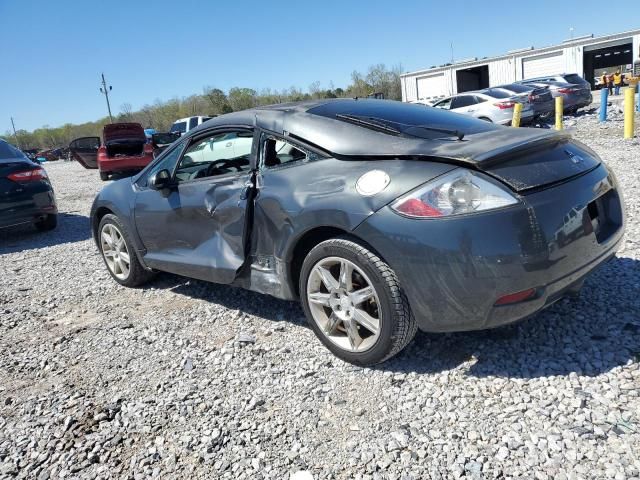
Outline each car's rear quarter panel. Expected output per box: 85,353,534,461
354,164,624,332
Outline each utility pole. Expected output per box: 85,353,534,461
99,73,114,123
10,117,19,148
450,42,454,64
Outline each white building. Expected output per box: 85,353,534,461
401,28,640,104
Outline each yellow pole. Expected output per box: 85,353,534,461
555,96,563,130
512,103,522,127
624,86,635,139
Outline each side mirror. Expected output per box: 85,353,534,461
150,169,172,189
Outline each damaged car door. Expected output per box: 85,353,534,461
133,128,257,283
69,137,100,169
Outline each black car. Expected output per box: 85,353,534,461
0,140,57,231
89,99,624,365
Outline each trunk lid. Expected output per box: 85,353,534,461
103,123,146,143
103,123,146,158
441,129,600,192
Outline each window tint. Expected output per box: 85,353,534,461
563,74,586,85
482,88,511,99
188,117,199,130
174,130,253,182
138,141,186,187
0,140,27,159
170,122,187,133
499,83,531,93
474,95,488,103
433,97,452,109
451,95,477,109
261,136,320,169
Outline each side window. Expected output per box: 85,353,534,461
474,95,487,103
174,130,253,183
188,117,199,130
261,135,320,169
451,96,476,109
433,97,452,109
138,141,185,187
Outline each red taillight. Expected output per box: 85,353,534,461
557,88,575,94
494,288,537,306
393,198,443,218
143,143,154,156
494,101,515,109
97,146,108,161
7,168,47,182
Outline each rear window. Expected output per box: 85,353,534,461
482,88,512,99
499,84,531,93
0,140,27,160
188,117,199,130
563,74,587,85
308,99,496,136
170,122,187,133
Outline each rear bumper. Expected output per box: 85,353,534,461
0,188,57,228
99,154,153,174
354,164,624,332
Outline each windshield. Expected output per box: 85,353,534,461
170,121,187,133
0,140,27,160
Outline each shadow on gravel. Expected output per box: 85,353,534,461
380,256,640,379
144,274,306,327
0,212,91,254
139,256,639,380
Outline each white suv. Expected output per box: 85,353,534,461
170,116,213,136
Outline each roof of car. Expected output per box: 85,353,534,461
186,98,560,160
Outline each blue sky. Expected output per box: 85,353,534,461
1,0,638,132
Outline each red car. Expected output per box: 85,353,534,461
69,123,154,180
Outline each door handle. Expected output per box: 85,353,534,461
226,142,232,147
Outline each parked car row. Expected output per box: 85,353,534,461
426,72,592,124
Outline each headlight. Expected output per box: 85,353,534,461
391,168,519,218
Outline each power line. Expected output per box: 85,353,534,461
10,117,19,148
99,73,114,123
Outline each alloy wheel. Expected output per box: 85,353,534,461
306,256,381,352
100,224,131,280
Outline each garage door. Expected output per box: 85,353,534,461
522,51,564,79
416,74,446,102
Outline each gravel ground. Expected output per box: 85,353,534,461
1,110,639,480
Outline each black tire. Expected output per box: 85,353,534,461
99,171,109,181
98,214,155,287
35,214,57,231
299,237,417,366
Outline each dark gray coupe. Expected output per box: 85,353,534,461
90,99,624,365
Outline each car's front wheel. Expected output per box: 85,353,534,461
100,171,109,181
300,237,417,366
98,214,154,287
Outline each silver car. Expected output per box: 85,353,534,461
516,74,593,112
431,88,535,125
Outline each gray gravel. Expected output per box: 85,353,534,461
1,111,639,479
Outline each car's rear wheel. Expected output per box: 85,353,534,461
35,214,57,232
98,214,154,287
100,171,109,181
300,237,417,366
